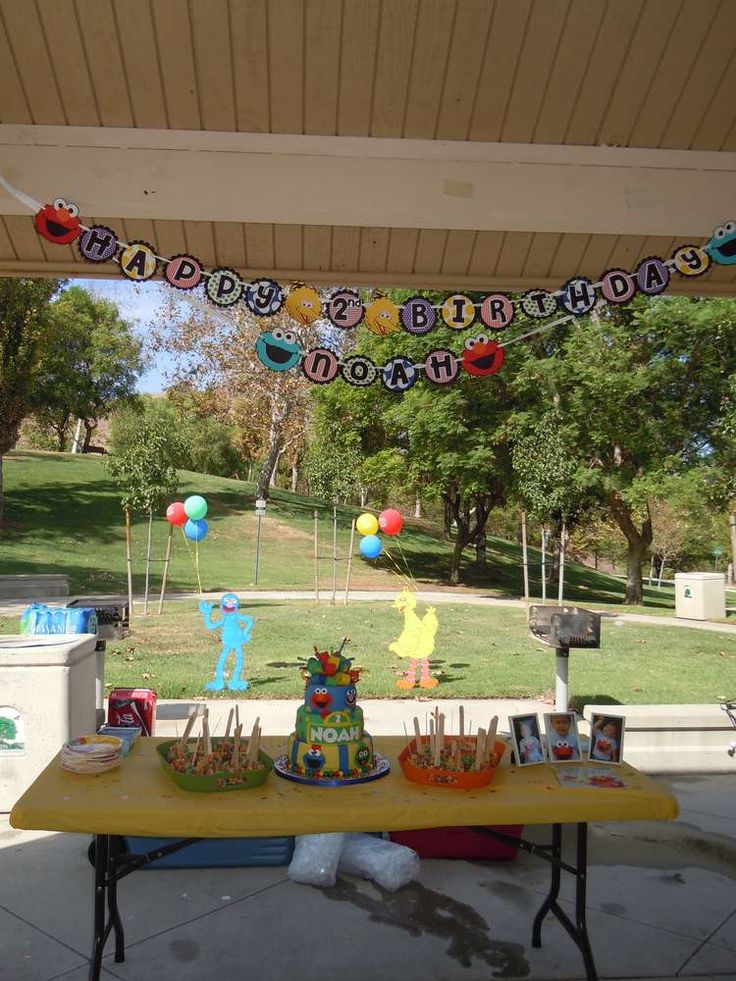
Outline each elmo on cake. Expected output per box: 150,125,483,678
274,639,389,786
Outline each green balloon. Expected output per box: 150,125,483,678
184,495,208,520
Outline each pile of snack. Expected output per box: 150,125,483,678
166,707,264,776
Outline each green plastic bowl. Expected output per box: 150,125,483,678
157,738,273,793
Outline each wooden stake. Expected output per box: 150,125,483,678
521,510,530,604
459,705,465,737
248,717,260,763
235,704,240,729
413,717,423,752
344,518,356,606
314,509,320,604
475,728,486,769
124,507,134,619
158,522,174,615
487,716,499,760
232,724,242,771
224,708,234,740
178,709,197,749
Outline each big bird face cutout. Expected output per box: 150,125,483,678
364,298,400,336
284,285,322,325
34,198,81,244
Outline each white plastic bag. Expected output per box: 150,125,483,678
288,833,346,887
338,833,420,891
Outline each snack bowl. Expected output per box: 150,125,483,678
157,738,273,793
399,738,507,789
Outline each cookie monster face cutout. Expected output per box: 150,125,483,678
255,328,302,372
34,198,81,244
707,221,736,265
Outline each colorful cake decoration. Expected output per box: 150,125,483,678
274,639,390,786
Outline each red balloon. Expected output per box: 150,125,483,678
378,508,404,536
166,502,187,527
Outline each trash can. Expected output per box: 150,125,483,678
0,634,97,812
674,572,726,621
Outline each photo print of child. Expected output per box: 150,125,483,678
510,713,545,766
589,714,625,764
544,712,582,762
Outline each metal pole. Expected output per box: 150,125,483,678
541,527,547,603
143,511,153,616
313,509,320,604
124,508,134,619
331,505,338,604
254,510,263,585
558,518,566,605
157,522,174,615
521,510,530,603
555,648,569,712
344,519,356,606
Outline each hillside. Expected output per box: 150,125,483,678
0,450,675,608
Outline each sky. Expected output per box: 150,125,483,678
79,278,177,394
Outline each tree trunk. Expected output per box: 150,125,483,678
359,486,368,507
443,500,453,539
256,396,288,499
608,491,652,605
82,419,96,452
729,510,736,584
558,518,567,604
450,538,465,585
143,510,153,615
291,465,298,493
475,528,487,567
124,507,134,618
414,495,421,519
269,448,283,488
0,454,4,525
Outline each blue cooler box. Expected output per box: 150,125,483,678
123,836,294,868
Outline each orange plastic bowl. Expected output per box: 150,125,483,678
399,738,506,789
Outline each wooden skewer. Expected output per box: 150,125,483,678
475,728,486,770
232,724,242,771
433,716,442,767
190,736,202,770
486,716,499,761
178,709,197,749
247,717,260,763
202,711,211,759
224,708,234,740
459,705,465,738
235,704,240,729
438,712,445,761
453,739,461,769
413,717,423,752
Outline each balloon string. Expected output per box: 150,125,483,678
194,539,203,596
394,537,416,587
383,549,414,591
179,526,200,592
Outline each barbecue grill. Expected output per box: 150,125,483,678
528,606,601,711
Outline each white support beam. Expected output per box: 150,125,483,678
1,125,734,237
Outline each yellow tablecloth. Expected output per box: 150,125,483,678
10,737,678,839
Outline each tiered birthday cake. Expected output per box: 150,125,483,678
275,642,388,786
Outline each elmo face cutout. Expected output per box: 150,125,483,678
462,334,505,376
34,198,81,244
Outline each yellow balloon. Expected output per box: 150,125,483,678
356,512,379,536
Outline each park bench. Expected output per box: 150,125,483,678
0,574,69,600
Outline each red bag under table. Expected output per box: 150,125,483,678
390,825,523,860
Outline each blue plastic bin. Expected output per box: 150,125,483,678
123,835,294,868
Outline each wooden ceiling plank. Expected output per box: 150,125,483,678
522,232,562,279
435,0,493,141
0,0,65,123
403,0,455,139
189,0,236,132
151,0,201,130
549,233,588,279
121,218,157,247
500,0,570,144
113,0,168,128
692,53,736,151
414,228,447,275
245,222,275,268
495,231,533,277
468,230,505,277
469,0,532,142
442,229,476,277
74,0,134,127
358,227,389,273
184,220,217,267
35,0,99,125
337,0,380,136
628,1,719,149
214,222,247,268
331,225,361,271
0,15,31,123
659,2,736,149
267,0,304,134
370,0,419,137
304,0,342,136
274,224,303,271
532,0,606,144
303,225,332,271
0,218,18,261
578,233,618,279
563,0,643,146
4,214,46,261
603,235,647,273
153,219,187,259
231,0,270,133
595,0,677,147
386,228,419,274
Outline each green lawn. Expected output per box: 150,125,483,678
0,450,688,609
4,601,732,705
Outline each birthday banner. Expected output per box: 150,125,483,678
23,186,735,390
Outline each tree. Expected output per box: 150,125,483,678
106,415,184,614
32,286,141,451
0,277,62,521
512,296,736,603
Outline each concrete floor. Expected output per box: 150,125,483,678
1,771,735,981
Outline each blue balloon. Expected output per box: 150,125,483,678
359,534,382,559
184,518,208,542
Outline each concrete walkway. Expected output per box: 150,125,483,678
1,769,734,981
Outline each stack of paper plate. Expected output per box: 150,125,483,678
61,735,123,775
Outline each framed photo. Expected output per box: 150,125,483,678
544,712,582,763
588,714,625,765
509,713,545,766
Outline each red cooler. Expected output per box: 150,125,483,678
390,825,522,860
107,688,157,735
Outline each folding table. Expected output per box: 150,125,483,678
10,735,678,981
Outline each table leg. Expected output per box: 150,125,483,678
88,834,127,980
108,837,126,962
532,823,562,947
